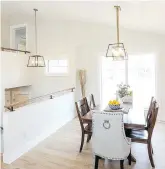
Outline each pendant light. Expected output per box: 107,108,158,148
106,6,128,60
27,9,45,67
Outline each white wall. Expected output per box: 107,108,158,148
1,51,30,89
3,92,75,164
1,15,77,98
1,19,10,48
29,21,77,97
0,5,3,154
73,23,165,121
0,53,1,114
0,51,31,112
1,12,165,121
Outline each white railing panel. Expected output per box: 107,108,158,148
3,92,75,164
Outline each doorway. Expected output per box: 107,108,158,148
10,24,27,50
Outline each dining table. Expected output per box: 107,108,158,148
81,102,147,162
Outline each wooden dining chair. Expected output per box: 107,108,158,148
86,94,97,109
75,98,92,152
92,112,131,169
129,101,159,168
131,97,155,132
144,97,155,124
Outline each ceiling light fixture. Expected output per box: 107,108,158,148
106,6,128,60
27,9,45,67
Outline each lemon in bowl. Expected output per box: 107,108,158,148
108,100,120,110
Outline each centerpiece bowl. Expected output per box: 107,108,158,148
108,100,121,110
109,104,120,110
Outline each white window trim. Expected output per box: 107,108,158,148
45,59,69,77
10,24,28,50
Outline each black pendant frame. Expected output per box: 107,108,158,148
106,43,128,61
27,55,45,67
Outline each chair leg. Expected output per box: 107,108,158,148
94,155,100,169
79,132,85,153
151,143,154,154
128,150,132,165
148,143,155,168
87,134,92,142
120,160,124,169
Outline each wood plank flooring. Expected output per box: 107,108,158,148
3,118,165,169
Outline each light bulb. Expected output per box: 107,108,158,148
112,47,124,60
112,47,120,57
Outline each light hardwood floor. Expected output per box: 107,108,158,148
4,119,165,169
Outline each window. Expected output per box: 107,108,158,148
101,57,126,107
101,54,155,108
128,54,155,107
45,60,68,76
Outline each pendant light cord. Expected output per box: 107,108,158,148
34,8,38,54
114,6,121,44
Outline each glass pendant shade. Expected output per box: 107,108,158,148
27,55,45,67
106,43,128,61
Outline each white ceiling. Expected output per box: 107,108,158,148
2,1,165,34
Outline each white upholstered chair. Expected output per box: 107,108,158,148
92,111,131,169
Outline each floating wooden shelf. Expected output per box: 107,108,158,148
1,47,30,54
5,85,32,90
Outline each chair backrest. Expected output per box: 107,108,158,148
75,98,90,130
147,101,159,141
86,94,96,109
146,97,154,120
145,97,155,127
92,112,131,160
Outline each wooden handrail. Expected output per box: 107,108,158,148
5,87,75,111
1,47,30,54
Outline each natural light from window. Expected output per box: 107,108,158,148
45,60,68,76
101,54,155,108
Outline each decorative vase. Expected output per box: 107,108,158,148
121,95,133,103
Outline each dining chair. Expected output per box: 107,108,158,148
86,94,97,110
92,112,131,169
129,101,159,168
75,98,92,152
131,97,155,132
144,96,154,124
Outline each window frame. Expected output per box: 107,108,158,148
10,24,28,51
45,59,69,77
